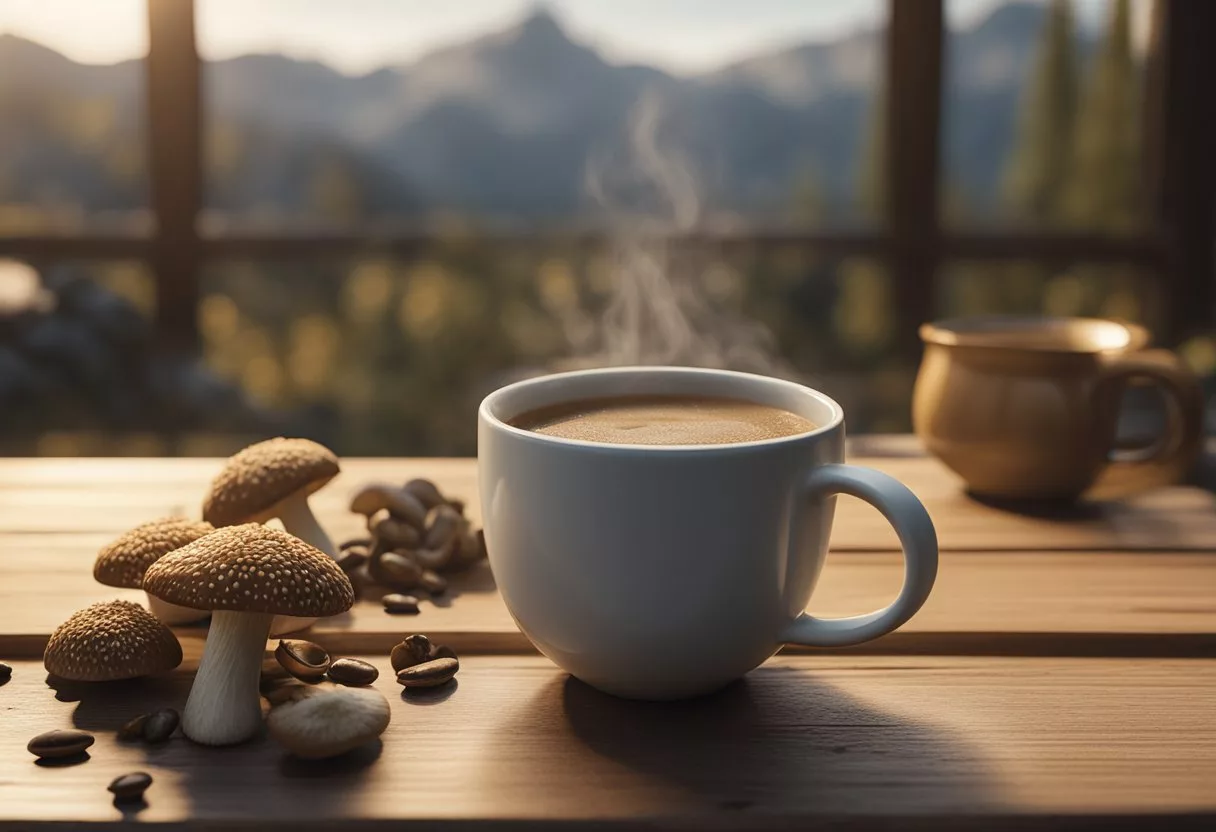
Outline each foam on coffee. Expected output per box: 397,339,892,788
510,395,816,446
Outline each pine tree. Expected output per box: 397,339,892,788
856,86,885,223
1063,0,1141,230
1002,0,1077,224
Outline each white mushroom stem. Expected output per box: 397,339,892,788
182,610,274,746
146,592,210,626
277,494,336,558
270,495,335,636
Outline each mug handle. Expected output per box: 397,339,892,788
1094,349,1204,481
780,465,938,648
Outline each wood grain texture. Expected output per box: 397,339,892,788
4,549,1216,658
1,456,1213,550
0,655,1212,829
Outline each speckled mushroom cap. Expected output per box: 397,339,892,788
93,518,216,589
202,438,339,527
143,524,354,616
44,600,183,681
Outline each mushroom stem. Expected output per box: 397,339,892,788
277,494,336,558
146,592,210,626
182,610,273,746
269,496,332,636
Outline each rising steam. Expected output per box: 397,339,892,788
552,88,795,378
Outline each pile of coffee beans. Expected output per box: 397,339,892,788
341,478,488,612
391,634,459,689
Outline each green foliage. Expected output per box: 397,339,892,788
1002,0,1077,224
1061,0,1141,231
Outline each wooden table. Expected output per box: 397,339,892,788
1,443,1214,829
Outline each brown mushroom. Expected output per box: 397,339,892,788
267,684,391,759
44,601,182,682
143,525,354,746
93,518,215,625
202,438,341,634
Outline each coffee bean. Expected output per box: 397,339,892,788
276,640,331,680
327,657,379,687
108,772,152,802
412,539,454,571
143,709,180,744
372,552,423,589
396,657,459,688
432,644,458,662
28,729,94,759
335,547,368,573
382,593,420,614
449,498,466,517
339,537,372,551
0,661,11,683
117,714,148,742
369,511,423,548
420,570,448,595
390,634,433,671
351,484,428,528
424,505,462,550
403,478,446,510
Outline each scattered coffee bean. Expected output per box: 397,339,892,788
28,729,94,759
327,657,379,687
420,570,448,595
108,772,152,802
396,657,459,688
370,512,424,549
449,498,466,517
276,640,331,680
0,661,11,683
433,644,458,661
424,505,462,550
339,537,372,551
335,547,368,573
142,709,180,744
117,714,149,742
350,484,428,528
372,551,423,589
412,539,454,571
390,634,433,671
403,478,446,510
382,593,420,614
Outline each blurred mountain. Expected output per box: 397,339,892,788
0,1,1073,223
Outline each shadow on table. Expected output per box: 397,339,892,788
546,666,1000,817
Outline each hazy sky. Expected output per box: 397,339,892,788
0,0,1134,76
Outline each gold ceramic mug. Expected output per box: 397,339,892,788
913,316,1204,500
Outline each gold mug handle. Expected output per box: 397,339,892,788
1094,349,1205,489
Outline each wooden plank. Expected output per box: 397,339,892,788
3,548,1214,658
0,655,1211,828
0,458,1213,550
146,0,202,354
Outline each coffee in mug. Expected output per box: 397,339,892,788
510,395,817,446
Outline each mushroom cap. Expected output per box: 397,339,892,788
203,438,339,527
93,518,216,589
142,524,354,617
44,600,183,681
267,684,391,759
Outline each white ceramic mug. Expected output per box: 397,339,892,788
478,367,938,700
